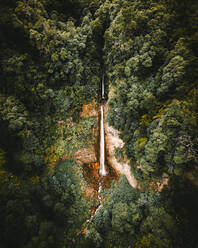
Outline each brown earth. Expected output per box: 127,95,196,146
73,148,97,165
104,123,140,189
80,103,98,118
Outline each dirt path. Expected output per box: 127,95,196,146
105,124,139,189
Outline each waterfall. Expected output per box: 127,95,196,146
102,74,105,99
99,105,106,176
81,74,106,232
99,74,106,176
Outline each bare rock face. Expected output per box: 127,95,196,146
105,123,139,189
73,147,96,165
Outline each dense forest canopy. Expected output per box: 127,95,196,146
0,0,198,247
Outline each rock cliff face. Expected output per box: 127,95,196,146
73,147,97,165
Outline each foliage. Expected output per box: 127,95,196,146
1,0,198,247
0,160,88,248
89,176,182,248
0,0,100,247
105,0,198,179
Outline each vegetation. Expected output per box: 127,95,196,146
105,0,198,179
0,0,99,247
0,0,198,247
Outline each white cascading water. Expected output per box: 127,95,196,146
102,74,105,99
99,105,106,176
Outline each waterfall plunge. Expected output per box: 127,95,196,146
102,74,105,99
99,105,106,176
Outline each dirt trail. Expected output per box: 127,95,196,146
105,124,139,189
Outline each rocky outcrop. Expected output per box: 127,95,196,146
73,147,97,165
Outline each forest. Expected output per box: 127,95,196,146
0,0,198,247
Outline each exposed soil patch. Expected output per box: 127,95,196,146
83,162,100,191
80,103,98,118
73,148,96,165
105,123,140,189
